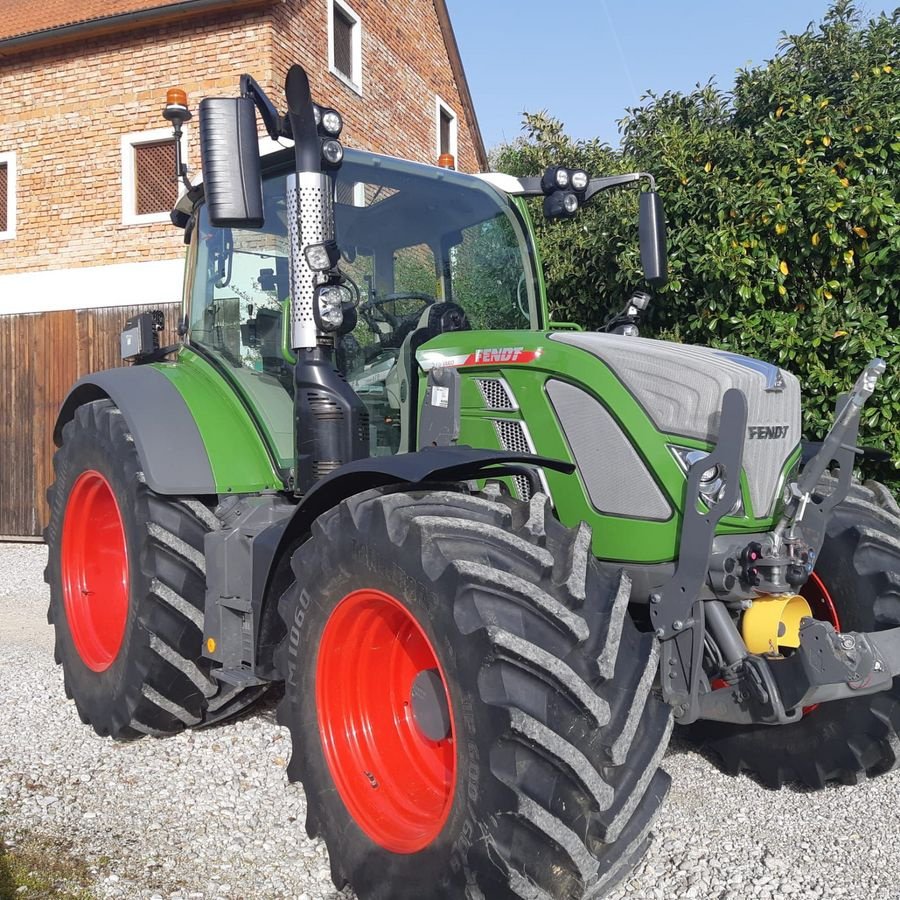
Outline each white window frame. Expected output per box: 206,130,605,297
435,96,458,168
328,0,363,95
121,127,188,226
0,151,17,241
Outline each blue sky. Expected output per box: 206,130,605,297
446,1,892,151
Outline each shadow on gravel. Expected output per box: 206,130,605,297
193,682,285,733
666,731,830,794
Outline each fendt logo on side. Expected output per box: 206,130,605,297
470,347,539,365
748,425,790,440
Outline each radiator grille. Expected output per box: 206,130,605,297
475,378,517,410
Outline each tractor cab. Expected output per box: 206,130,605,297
185,147,541,463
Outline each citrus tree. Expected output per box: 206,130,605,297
495,2,900,475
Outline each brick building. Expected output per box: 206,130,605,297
0,0,486,536
0,0,486,314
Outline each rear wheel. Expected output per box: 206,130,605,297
276,487,672,899
45,399,266,739
688,478,900,788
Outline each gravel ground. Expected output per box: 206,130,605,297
1,542,898,900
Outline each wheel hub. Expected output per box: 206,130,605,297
411,668,452,742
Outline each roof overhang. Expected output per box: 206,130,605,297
0,0,276,58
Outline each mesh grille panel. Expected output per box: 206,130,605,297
493,419,534,500
494,419,531,454
333,8,353,79
513,475,532,501
0,163,7,232
476,378,516,410
134,140,177,216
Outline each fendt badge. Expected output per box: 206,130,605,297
748,425,790,439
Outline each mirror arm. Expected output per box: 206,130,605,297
239,74,289,141
583,171,656,202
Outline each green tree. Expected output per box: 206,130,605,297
495,1,900,473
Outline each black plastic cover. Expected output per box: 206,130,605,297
199,97,264,228
639,191,668,287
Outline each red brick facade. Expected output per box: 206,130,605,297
0,0,484,289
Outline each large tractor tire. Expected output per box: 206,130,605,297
44,399,266,739
689,477,900,788
276,487,673,900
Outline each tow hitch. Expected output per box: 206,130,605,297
697,620,900,725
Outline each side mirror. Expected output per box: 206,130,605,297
639,191,668,287
198,97,264,228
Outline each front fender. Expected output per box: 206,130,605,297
54,358,282,495
272,445,575,562
249,446,575,675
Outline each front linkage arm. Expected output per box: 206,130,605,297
656,359,900,726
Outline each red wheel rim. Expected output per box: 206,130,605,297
800,570,841,715
800,570,841,631
61,470,129,672
316,588,457,853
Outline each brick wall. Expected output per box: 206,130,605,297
267,0,479,172
0,0,480,280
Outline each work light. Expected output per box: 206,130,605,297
543,191,579,219
322,139,344,166
304,240,340,272
321,109,343,136
314,284,350,331
571,169,589,192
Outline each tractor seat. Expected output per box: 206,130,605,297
385,302,470,452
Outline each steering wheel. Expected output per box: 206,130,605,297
359,291,437,346
362,292,437,328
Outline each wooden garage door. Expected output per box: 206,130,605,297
0,303,181,538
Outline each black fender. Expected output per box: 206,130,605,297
54,368,216,495
278,445,574,554
251,446,575,675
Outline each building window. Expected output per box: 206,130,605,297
121,128,187,225
435,97,458,167
0,151,16,240
328,0,362,94
335,180,366,208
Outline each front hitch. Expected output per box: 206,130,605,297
695,620,900,725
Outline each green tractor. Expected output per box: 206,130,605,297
45,66,900,899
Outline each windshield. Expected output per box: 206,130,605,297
187,148,540,464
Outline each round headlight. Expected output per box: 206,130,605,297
322,139,344,166
555,168,570,188
321,110,343,136
313,104,322,126
563,193,579,214
571,169,589,191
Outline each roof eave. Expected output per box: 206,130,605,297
0,0,277,58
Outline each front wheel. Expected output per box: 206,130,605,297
688,478,900,788
276,487,672,899
45,399,266,739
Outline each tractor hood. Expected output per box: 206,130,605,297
549,332,801,518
